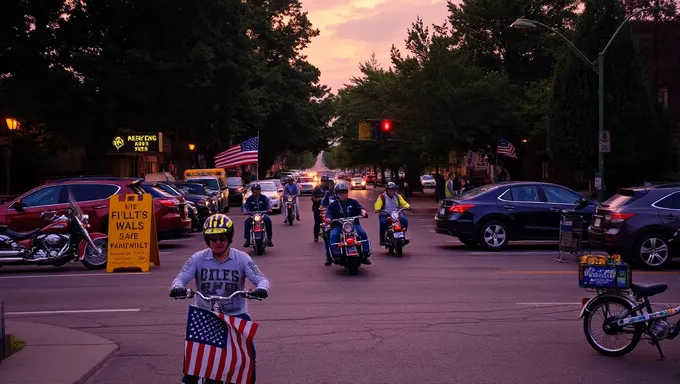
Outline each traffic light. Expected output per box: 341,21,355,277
358,119,395,142
380,119,392,141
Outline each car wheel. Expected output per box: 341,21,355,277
633,233,672,270
479,220,509,251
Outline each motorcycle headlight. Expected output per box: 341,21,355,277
254,215,261,222
287,197,293,202
81,214,89,224
390,212,399,221
342,221,354,233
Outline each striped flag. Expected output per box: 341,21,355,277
184,305,258,384
497,137,518,159
215,136,259,168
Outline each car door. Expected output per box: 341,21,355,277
496,185,548,239
7,185,68,232
540,185,594,239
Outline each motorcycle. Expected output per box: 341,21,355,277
0,197,108,269
380,208,409,256
249,211,269,256
329,215,369,276
285,196,296,225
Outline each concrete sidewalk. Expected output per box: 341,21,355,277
0,321,118,384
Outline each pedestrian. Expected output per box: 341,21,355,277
311,175,330,242
436,173,446,201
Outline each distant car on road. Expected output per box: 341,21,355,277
421,175,436,189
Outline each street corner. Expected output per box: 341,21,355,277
0,321,118,384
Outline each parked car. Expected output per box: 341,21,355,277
139,183,193,239
350,177,366,190
588,185,680,270
227,177,245,206
173,182,219,215
185,176,229,213
152,182,212,231
365,173,376,185
243,181,282,214
421,175,436,189
0,177,141,236
434,181,596,250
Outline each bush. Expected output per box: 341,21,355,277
8,334,25,357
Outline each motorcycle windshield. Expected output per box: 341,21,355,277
67,189,85,221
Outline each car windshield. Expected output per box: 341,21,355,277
176,183,207,195
254,182,277,192
227,177,242,187
141,184,175,198
602,190,638,208
189,178,220,192
457,184,498,200
422,175,434,180
266,179,282,188
155,183,182,196
299,177,313,183
353,177,363,182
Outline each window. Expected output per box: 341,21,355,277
504,186,541,202
20,186,64,207
257,182,277,192
176,183,207,195
542,185,582,204
154,183,181,196
67,184,120,202
654,192,680,210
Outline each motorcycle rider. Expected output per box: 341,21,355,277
319,179,337,259
243,183,274,248
324,183,370,266
374,182,410,246
170,214,270,384
312,175,331,242
282,176,301,222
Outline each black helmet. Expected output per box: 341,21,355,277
335,183,349,194
386,182,397,190
251,183,261,191
321,174,329,182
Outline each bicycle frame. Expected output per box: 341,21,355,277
614,298,680,327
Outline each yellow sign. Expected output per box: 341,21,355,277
358,121,372,141
111,132,162,153
107,194,160,272
184,168,226,178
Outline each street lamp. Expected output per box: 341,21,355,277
188,143,196,168
2,117,20,194
511,7,659,201
5,118,20,131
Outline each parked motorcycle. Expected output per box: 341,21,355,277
285,196,296,225
329,215,369,275
380,208,409,256
0,197,108,269
249,211,269,256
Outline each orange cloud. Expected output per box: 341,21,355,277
302,0,451,92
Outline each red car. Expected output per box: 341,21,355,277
0,177,191,240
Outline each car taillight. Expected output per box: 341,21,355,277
607,213,635,224
158,199,178,207
448,204,475,213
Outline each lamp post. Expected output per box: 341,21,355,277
511,7,659,201
2,118,20,194
188,143,196,168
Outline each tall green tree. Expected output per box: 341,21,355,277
547,0,676,193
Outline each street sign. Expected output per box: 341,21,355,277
107,194,160,272
358,121,372,141
599,131,611,153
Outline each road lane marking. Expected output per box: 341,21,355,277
7,308,141,316
517,302,679,306
0,272,150,280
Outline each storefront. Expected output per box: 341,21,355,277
108,132,172,178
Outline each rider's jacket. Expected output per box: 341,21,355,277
283,183,299,198
244,194,271,213
171,248,270,315
311,186,328,212
374,192,410,212
325,198,365,229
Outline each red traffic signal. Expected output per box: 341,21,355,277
381,119,392,132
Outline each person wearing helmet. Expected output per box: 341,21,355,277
324,182,370,266
243,183,274,248
311,174,331,242
282,176,301,222
374,182,411,246
170,214,270,384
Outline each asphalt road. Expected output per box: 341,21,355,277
2,187,680,384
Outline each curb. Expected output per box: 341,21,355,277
75,344,119,384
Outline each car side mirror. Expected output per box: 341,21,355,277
12,199,24,212
574,198,589,210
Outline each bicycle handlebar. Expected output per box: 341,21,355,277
173,288,264,301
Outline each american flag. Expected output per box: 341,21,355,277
184,305,259,384
497,137,518,159
215,136,259,168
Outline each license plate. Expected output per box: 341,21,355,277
594,218,601,227
254,232,263,239
346,246,358,256
439,208,446,215
393,232,404,238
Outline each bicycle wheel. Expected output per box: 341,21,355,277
583,295,643,357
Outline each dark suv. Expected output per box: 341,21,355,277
588,185,680,270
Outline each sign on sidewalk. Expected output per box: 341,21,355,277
106,194,160,272
599,131,611,153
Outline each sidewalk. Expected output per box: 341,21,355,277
0,321,118,384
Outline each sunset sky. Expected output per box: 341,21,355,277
301,0,452,93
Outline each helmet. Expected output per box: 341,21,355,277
287,176,294,183
321,174,329,182
335,183,349,194
251,183,261,191
386,182,397,190
203,214,234,244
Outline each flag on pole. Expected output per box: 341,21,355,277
215,136,259,168
184,305,259,384
496,137,518,159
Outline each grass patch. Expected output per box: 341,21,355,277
8,334,25,357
